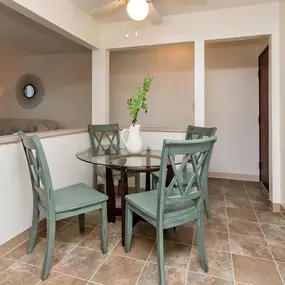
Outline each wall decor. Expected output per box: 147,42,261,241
15,73,45,109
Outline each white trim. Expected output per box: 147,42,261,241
209,171,259,182
0,128,87,145
92,49,110,124
194,40,205,127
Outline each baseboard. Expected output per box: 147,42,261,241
98,172,259,190
0,219,46,257
269,201,283,212
209,171,259,182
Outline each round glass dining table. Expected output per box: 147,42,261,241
76,147,175,246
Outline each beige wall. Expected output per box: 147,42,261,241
0,52,92,128
110,44,195,129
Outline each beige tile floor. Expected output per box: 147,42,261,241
1,179,285,285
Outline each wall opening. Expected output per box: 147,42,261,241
109,43,195,129
205,37,269,181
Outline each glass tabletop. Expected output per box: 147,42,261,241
76,148,164,169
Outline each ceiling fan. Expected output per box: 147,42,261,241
90,0,163,25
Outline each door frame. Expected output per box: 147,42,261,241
258,45,269,190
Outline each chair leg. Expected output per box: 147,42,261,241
118,180,121,195
196,215,208,272
204,197,211,220
100,202,108,254
41,219,56,280
104,183,107,194
125,202,133,253
156,225,166,285
135,173,140,193
27,203,40,254
79,214,85,233
152,177,157,190
93,166,98,189
204,182,211,219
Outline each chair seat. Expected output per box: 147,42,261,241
126,190,197,219
96,166,137,180
54,183,108,213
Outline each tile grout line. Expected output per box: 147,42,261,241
11,259,103,285
254,210,285,284
0,238,29,259
22,220,100,284
134,238,157,285
255,217,285,284
0,219,69,260
187,269,238,283
9,238,47,264
86,238,122,284
51,224,102,272
280,206,285,219
0,226,55,279
109,251,150,263
224,181,236,285
245,181,285,285
50,268,91,282
8,222,101,284
188,245,280,260
184,222,196,285
0,258,22,278
1,236,46,262
0,180,272,285
0,222,57,260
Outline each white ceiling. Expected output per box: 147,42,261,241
0,3,90,55
72,0,280,22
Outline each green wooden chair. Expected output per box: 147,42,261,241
88,124,140,193
125,136,217,285
18,132,108,280
151,125,217,219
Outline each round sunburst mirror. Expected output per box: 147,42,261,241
15,73,45,109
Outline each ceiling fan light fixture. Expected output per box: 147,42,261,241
127,0,149,21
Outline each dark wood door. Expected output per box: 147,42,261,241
259,46,269,191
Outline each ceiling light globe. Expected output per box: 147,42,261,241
127,0,149,21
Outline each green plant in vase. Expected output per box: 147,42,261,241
122,74,153,154
127,74,153,126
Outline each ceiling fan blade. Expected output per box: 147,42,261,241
90,0,125,18
148,1,163,25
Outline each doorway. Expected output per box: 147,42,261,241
258,45,269,191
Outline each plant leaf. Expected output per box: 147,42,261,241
126,75,153,126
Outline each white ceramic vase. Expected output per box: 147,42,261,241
122,124,143,154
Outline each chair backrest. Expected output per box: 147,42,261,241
157,136,217,218
88,124,120,155
18,132,54,211
186,125,217,140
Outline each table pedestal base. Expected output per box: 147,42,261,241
106,166,174,247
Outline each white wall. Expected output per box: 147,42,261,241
205,41,262,178
0,132,92,245
0,52,92,128
110,44,194,129
279,2,285,204
100,4,279,49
